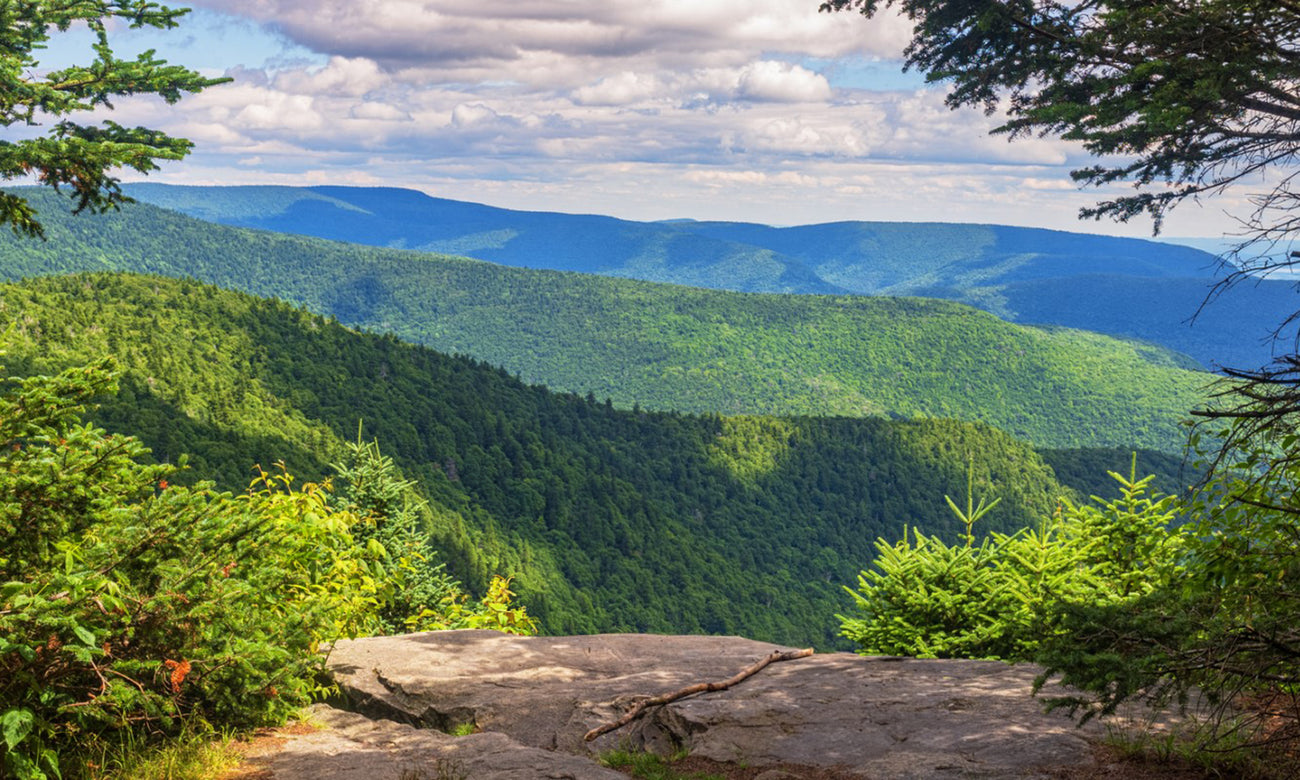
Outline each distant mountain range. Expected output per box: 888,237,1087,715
0,190,1208,453
125,183,1299,371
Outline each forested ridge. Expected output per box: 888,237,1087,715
0,272,1186,649
0,190,1210,452
124,183,1296,372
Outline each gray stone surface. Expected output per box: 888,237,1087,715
252,703,626,780
309,630,1111,779
640,653,1094,778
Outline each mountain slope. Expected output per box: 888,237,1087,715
0,191,1210,452
124,183,847,295
671,220,1217,290
4,272,1085,648
123,183,1297,370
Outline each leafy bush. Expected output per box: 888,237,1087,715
844,439,1300,770
1036,434,1300,743
840,461,1181,662
839,530,1021,659
419,575,539,636
0,358,386,779
333,435,463,633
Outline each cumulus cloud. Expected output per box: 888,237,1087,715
273,56,387,97
192,0,911,81
570,61,830,108
450,102,501,128
349,101,412,121
110,0,1239,237
735,61,831,102
165,1,1066,171
572,72,665,106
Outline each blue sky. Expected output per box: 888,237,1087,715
58,1,1243,239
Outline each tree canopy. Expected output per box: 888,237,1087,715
0,0,226,237
820,1,1300,265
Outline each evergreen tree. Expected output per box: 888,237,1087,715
0,1,226,236
333,434,461,633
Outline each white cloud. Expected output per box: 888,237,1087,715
234,93,322,131
96,0,1238,238
274,56,387,97
572,72,664,106
192,0,911,81
450,102,501,128
683,169,773,186
741,114,871,156
569,60,831,109
349,101,413,121
736,61,831,103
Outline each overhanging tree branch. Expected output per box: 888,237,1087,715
0,1,228,238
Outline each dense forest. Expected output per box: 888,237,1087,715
0,191,1210,453
0,272,1191,649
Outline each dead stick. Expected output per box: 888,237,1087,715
583,647,813,742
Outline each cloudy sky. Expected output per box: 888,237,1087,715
55,0,1245,237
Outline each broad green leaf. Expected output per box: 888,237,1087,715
2,708,35,751
72,625,96,647
10,751,47,780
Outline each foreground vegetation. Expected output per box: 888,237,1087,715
843,444,1300,772
0,354,537,779
0,190,1210,452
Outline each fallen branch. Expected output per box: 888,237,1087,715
583,647,814,742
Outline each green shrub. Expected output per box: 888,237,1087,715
839,530,1022,659
333,434,462,633
1036,434,1300,741
429,575,539,636
0,358,386,779
843,434,1300,769
333,434,538,637
840,459,1181,663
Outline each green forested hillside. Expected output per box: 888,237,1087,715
3,272,1081,648
1037,447,1196,501
0,192,1209,452
124,183,1294,371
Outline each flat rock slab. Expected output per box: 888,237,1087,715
320,630,1111,779
248,703,625,780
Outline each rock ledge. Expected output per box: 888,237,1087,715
246,630,1122,779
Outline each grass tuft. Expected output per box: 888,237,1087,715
74,721,242,780
599,746,724,780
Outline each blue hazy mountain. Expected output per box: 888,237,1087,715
124,183,1298,370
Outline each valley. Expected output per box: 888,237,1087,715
0,190,1211,454
6,271,1097,648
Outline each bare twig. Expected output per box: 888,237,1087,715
583,647,813,742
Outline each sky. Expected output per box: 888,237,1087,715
43,0,1252,239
